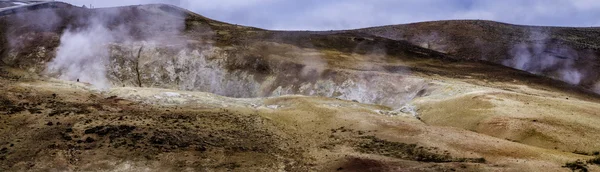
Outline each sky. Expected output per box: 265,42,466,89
59,0,600,30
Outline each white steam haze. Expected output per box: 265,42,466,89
59,0,600,30
46,20,115,89
299,53,326,78
594,82,600,93
411,32,448,53
44,4,188,90
502,29,584,85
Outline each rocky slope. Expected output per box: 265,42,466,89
1,2,600,172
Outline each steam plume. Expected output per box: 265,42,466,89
45,4,188,90
46,19,116,89
502,29,583,85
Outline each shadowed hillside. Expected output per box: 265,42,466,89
359,20,600,90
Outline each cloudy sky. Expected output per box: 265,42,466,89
60,0,600,30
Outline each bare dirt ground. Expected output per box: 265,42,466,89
2,62,600,171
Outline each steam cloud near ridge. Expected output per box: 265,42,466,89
502,29,584,85
44,4,189,90
46,19,116,89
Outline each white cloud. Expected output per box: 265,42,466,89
58,0,600,30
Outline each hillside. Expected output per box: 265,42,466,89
1,3,600,172
359,20,600,90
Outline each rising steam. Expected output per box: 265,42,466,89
46,20,116,89
502,29,583,85
45,4,188,90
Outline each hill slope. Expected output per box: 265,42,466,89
0,3,600,172
359,20,600,90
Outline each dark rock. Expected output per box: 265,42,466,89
47,144,59,149
49,109,67,117
4,105,25,114
46,122,53,126
196,146,207,152
84,137,95,143
27,108,42,114
61,132,72,141
129,133,145,142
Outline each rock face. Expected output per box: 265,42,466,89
106,43,430,108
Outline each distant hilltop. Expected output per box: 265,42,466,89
0,0,56,8
0,0,183,7
0,0,55,3
149,0,181,6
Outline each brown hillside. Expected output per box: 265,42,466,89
359,20,600,89
1,3,600,172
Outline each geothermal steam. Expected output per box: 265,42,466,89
46,21,115,89
45,4,187,90
502,29,583,85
